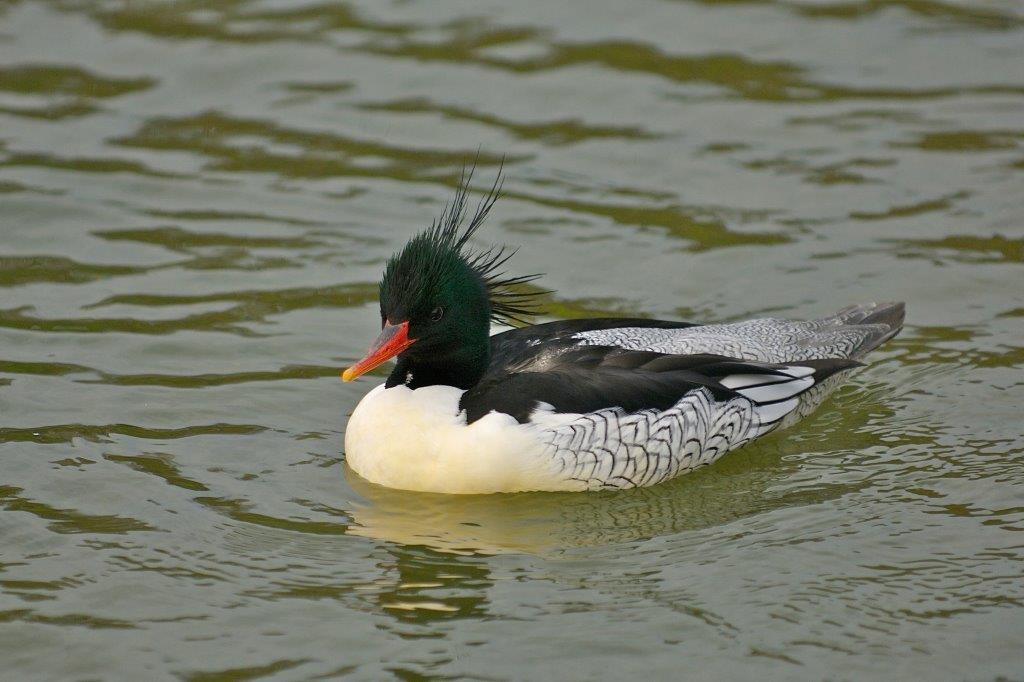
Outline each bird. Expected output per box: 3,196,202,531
342,172,904,494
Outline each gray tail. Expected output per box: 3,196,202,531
823,301,905,359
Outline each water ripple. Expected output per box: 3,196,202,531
0,423,267,444
1,0,1022,678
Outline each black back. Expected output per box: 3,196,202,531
461,334,859,423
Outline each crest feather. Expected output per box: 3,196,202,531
380,165,546,326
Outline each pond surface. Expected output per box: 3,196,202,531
1,0,1023,679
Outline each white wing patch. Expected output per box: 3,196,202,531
752,398,799,424
720,367,817,424
729,375,814,403
719,373,789,389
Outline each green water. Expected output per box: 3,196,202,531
1,1,1023,679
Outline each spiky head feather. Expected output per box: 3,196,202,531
379,168,543,327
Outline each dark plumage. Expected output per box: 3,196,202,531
461,347,859,423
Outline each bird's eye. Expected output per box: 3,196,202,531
430,306,444,322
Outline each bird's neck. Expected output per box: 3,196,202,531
386,342,490,391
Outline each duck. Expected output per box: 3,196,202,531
342,173,904,494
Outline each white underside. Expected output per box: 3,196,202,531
345,384,575,494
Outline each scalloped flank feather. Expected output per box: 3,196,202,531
380,165,545,326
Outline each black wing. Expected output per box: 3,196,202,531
460,346,859,424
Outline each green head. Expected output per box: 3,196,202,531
343,170,542,389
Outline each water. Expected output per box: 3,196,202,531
1,0,1022,678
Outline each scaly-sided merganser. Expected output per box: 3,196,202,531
342,173,904,494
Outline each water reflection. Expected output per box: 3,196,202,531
0,63,154,120
0,484,155,534
358,97,662,145
113,110,510,181
346,438,833,554
373,544,492,625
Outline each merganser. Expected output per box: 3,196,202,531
342,173,904,494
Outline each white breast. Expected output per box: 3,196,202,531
344,384,578,494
